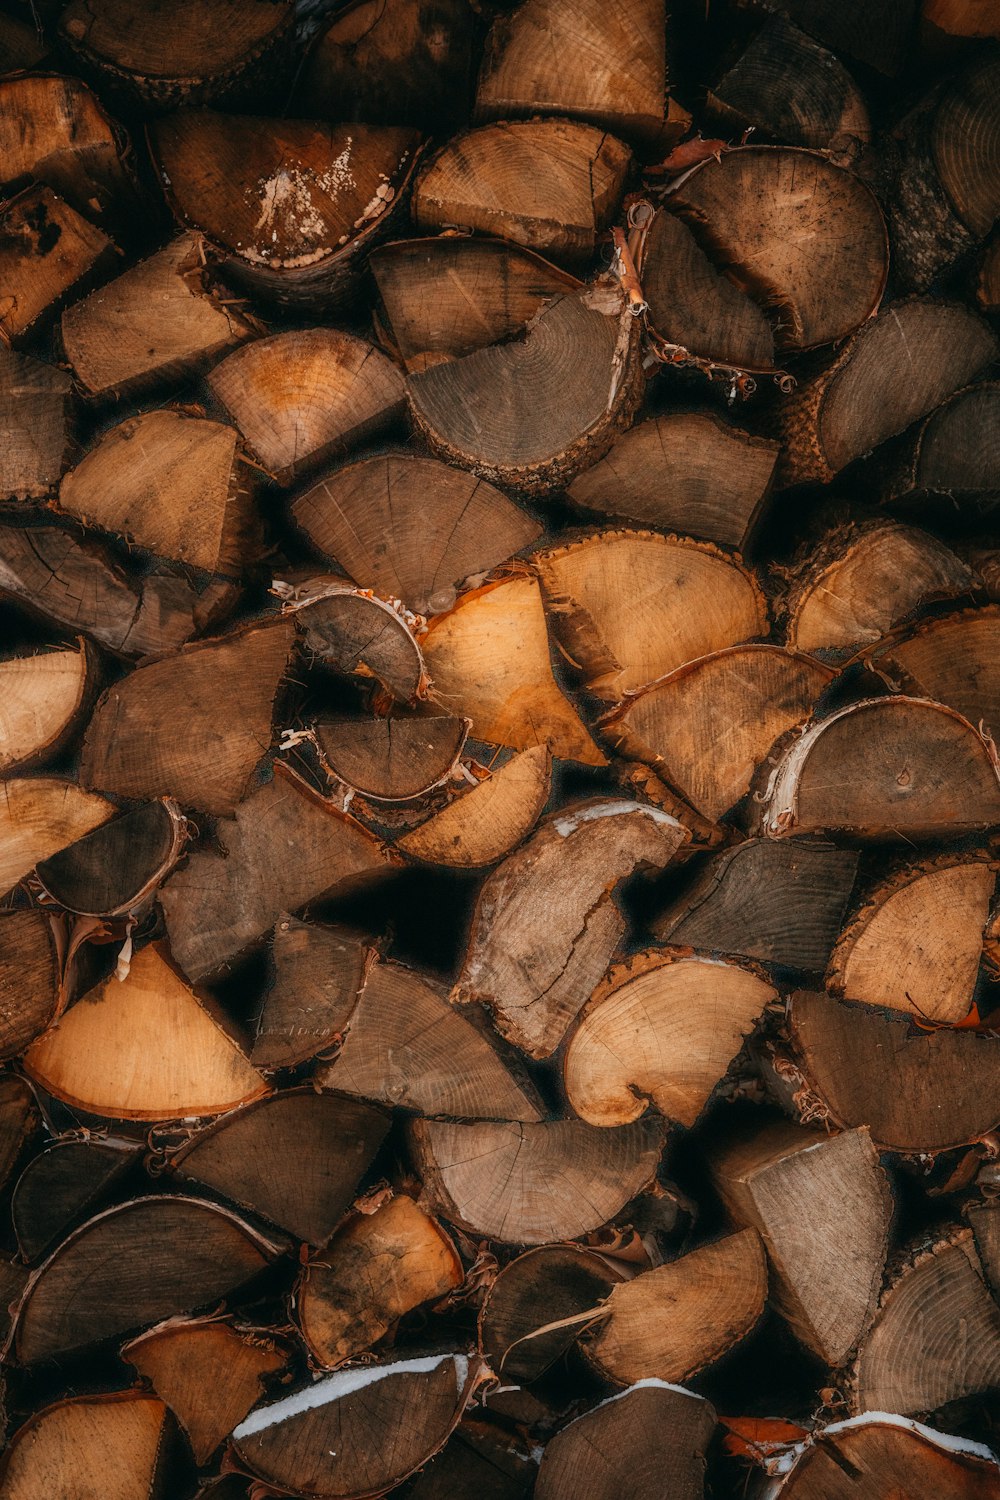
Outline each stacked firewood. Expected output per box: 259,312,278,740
2,0,1000,1495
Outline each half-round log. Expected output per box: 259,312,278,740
315,713,467,802
293,586,426,703
396,745,551,868
879,383,1000,516
871,606,1000,731
0,1393,171,1500
12,1136,140,1264
478,1243,622,1382
34,799,187,917
0,777,114,896
767,1414,1000,1498
0,642,93,774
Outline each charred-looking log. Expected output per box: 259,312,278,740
0,347,73,502
0,185,117,344
878,383,1000,518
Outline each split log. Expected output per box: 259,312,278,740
0,1075,39,1192
0,910,60,1062
454,798,689,1057
478,1243,623,1382
315,713,467,802
395,745,552,868
149,111,422,310
80,618,295,816
297,1194,463,1367
536,1386,715,1500
292,584,426,702
408,284,643,495
124,1318,287,1466
62,236,255,403
252,918,371,1071
34,799,187,917
773,299,998,488
969,1199,1000,1290
747,0,917,74
206,330,406,487
826,857,994,1023
539,531,767,702
579,1229,768,1384
12,1136,140,1263
0,641,93,773
566,410,778,550
0,1393,171,1500
0,13,48,72
409,1423,536,1500
563,950,776,1127
0,776,114,895
651,839,859,973
23,941,268,1121
710,1121,892,1365
870,606,1000,730
159,766,396,983
412,120,631,263
290,452,541,616
0,346,73,502
763,1413,1000,1499
316,956,543,1120
410,1115,665,1243
924,0,1000,35
0,184,116,343
59,409,259,578
878,382,1000,518
979,233,1000,311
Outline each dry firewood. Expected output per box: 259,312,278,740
409,1423,536,1500
411,1116,665,1244
0,640,94,774
159,766,395,983
409,284,643,495
454,798,689,1057
412,120,631,264
652,839,859,973
0,910,59,1062
395,745,552,868
149,111,422,310
14,1194,281,1364
0,184,117,343
229,1353,482,1497
566,409,778,550
61,236,255,403
0,346,72,502
59,408,259,578
773,299,998,488
167,1089,390,1245
80,618,295,816
979,233,1000,311
23,941,268,1121
297,0,476,131
206,330,406,487
34,799,187,917
59,0,296,110
0,776,114,895
315,713,467,803
710,1121,892,1365
124,1318,287,1466
970,1200,1000,1290
785,989,1000,1152
924,0,1000,34
708,18,871,158
421,574,604,764
0,1076,39,1193
290,451,541,616
579,1228,767,1384
537,530,768,702
0,1392,171,1500
12,1136,140,1263
478,1243,623,1382
0,12,48,71
316,956,543,1121
871,607,1000,730
826,856,994,1024
564,950,776,1128
604,646,832,821
764,1413,1000,1499
371,235,580,373
747,0,916,73
252,918,371,1071
535,1382,716,1500
878,383,1000,517
297,1194,463,1368
292,583,426,702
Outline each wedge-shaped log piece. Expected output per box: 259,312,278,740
872,607,1000,732
317,957,542,1121
0,910,59,1061
606,646,832,820
566,410,778,550
652,838,859,972
0,346,72,501
785,521,972,656
291,451,540,615
0,185,116,343
150,112,421,310
880,383,1000,516
12,1137,140,1263
0,13,47,71
80,618,294,816
980,235,1000,313
924,0,1000,36
124,1319,287,1464
754,0,915,74
421,576,605,765
59,409,257,578
253,918,371,1071
827,857,993,1023
538,531,768,702
34,800,186,917
564,951,775,1128
580,1229,767,1384
207,330,406,486
160,767,394,982
15,1195,280,1363
169,1090,389,1245
62,236,254,402
229,1353,481,1498
774,299,998,487
787,989,1000,1152
397,745,551,868
371,236,580,372
767,1413,1000,1499
0,1076,39,1194
710,1121,891,1365
24,941,268,1122
0,777,114,895
409,286,642,495
760,697,1000,840
850,1230,1000,1414
409,1423,536,1500
455,799,689,1057
0,1393,171,1500
316,714,468,802
298,1195,463,1368
535,1381,716,1500
413,120,630,263
0,642,93,773
478,1244,622,1382
410,1116,664,1244
969,1201,1000,1293
293,586,425,702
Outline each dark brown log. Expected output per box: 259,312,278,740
0,1075,39,1193
0,910,60,1063
978,232,1000,311
0,346,72,502
34,799,187,917
0,640,94,774
0,13,49,72
0,184,117,344
291,582,427,702
409,1423,536,1500
252,918,372,1072
0,776,114,896
12,1137,140,1263
315,713,468,802
765,1413,1000,1498
0,1393,172,1500
478,1243,622,1382
395,744,552,869
745,0,917,74
878,382,1000,517
870,605,1000,730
